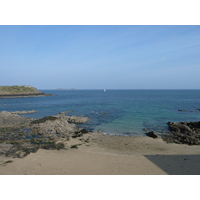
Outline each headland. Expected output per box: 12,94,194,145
0,85,52,98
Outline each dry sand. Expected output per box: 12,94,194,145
1,132,200,175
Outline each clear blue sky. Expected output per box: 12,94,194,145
1,25,200,89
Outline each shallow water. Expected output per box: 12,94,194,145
1,90,200,136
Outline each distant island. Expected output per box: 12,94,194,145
56,88,77,90
0,85,52,98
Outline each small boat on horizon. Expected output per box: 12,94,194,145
104,89,106,92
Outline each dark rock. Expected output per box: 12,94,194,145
178,110,193,112
167,121,200,133
30,116,57,125
79,128,89,134
72,129,89,138
162,121,200,145
70,145,79,149
146,131,159,139
3,160,13,164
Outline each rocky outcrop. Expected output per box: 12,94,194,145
72,129,89,138
146,131,159,139
0,111,91,158
11,110,38,114
162,121,200,145
0,111,31,128
64,116,89,124
55,112,88,123
29,115,78,137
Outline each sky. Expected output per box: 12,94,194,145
0,25,200,89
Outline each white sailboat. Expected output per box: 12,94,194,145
104,89,106,92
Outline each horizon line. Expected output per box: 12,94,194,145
39,88,200,90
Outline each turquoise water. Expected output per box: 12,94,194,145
1,90,200,136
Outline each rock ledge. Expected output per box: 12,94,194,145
162,121,200,145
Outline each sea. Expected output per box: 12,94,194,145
1,89,200,136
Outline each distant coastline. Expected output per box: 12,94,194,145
55,88,76,90
0,85,53,98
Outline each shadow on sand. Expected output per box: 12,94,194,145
144,154,200,175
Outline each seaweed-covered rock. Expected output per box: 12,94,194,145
30,116,58,125
0,111,91,158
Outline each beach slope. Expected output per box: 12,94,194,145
1,133,200,175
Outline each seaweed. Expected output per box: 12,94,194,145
30,116,57,125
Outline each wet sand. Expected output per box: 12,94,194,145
1,132,200,175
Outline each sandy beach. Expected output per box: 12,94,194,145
1,132,200,175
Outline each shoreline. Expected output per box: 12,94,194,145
0,92,53,98
1,111,200,175
1,132,200,175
